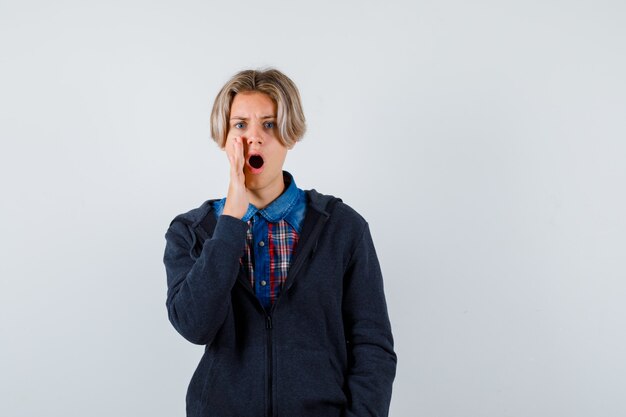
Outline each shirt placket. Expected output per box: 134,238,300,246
251,213,271,309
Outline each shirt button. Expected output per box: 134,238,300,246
260,280,267,286
259,241,265,247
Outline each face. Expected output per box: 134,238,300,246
226,91,291,192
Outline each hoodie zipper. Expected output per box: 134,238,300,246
236,206,331,417
265,315,274,417
234,276,274,417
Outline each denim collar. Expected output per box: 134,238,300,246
213,171,305,231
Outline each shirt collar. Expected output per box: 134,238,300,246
254,171,300,223
213,171,305,230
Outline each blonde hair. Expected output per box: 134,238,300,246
210,68,306,149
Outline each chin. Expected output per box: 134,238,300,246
244,173,264,188
245,169,278,188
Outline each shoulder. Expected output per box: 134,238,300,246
164,198,222,253
304,188,368,232
167,198,220,229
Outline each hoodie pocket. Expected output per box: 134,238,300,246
276,349,346,416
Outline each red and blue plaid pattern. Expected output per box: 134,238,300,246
213,171,307,309
268,220,299,304
241,217,300,308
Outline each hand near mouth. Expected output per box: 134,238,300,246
223,136,249,219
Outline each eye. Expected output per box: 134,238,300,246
264,121,275,129
234,122,245,129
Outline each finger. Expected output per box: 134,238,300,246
227,152,235,170
236,137,245,172
233,137,244,172
226,136,238,164
227,138,240,177
227,139,241,180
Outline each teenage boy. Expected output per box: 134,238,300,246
163,68,397,417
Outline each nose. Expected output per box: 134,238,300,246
246,134,263,147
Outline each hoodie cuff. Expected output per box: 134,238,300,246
210,214,249,253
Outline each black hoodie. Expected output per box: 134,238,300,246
163,188,397,417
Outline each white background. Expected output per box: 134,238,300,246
1,1,625,416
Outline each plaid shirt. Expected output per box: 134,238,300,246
212,171,307,310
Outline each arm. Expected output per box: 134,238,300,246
342,223,397,417
164,132,250,345
163,214,248,345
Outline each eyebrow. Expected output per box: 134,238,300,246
230,115,276,121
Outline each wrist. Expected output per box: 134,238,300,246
222,207,244,220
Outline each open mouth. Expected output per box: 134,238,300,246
249,154,264,169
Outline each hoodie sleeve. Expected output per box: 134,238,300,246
163,214,248,345
342,223,397,417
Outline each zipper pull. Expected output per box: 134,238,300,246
266,315,273,329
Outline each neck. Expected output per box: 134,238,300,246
247,174,286,210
